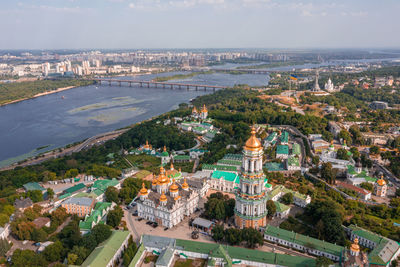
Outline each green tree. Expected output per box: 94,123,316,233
43,240,65,263
266,200,276,218
47,188,55,199
204,198,225,220
0,238,11,257
0,214,9,227
105,187,120,204
370,145,380,155
12,249,48,267
360,182,373,191
321,162,336,184
31,228,47,242
281,193,293,205
27,190,43,203
91,224,112,244
211,224,224,242
2,204,15,216
224,228,242,245
350,147,360,159
336,148,350,160
65,168,79,178
316,256,333,267
69,246,88,265
241,227,263,248
106,206,123,228
67,253,78,265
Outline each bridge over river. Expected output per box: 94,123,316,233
91,78,227,92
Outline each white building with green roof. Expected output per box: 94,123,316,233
286,155,301,171
264,225,344,262
133,234,317,267
210,171,240,193
268,185,311,208
79,202,113,234
276,145,289,159
346,224,400,266
79,230,130,267
346,164,377,186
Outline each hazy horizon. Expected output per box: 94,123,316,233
1,0,399,50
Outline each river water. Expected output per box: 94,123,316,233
0,71,269,167
1,58,399,167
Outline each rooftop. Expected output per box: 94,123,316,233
64,183,86,194
23,182,45,192
62,197,94,207
81,231,130,267
211,171,239,183
277,145,289,155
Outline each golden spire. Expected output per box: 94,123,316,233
350,238,360,253
179,168,182,173
192,106,198,113
139,183,148,196
170,179,179,192
377,176,386,186
163,145,167,152
157,166,169,184
143,140,150,149
244,126,262,151
182,177,189,190
159,192,167,203
170,162,174,171
201,104,207,113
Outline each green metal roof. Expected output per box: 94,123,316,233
58,193,71,200
276,145,289,155
280,131,289,143
81,231,130,267
202,164,237,172
211,171,239,183
173,155,190,160
128,243,145,267
264,162,285,172
64,183,86,194
222,153,243,161
292,143,301,155
264,225,344,257
174,237,316,267
92,179,119,193
274,201,290,213
217,159,241,166
23,182,45,192
265,132,278,142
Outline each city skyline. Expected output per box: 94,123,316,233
1,0,399,49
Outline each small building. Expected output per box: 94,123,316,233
274,201,290,218
80,230,131,267
268,185,311,208
286,156,301,171
191,218,214,232
374,176,387,197
23,182,46,193
264,132,278,148
63,183,86,195
173,155,191,163
276,145,289,159
280,131,289,145
61,197,95,217
32,217,51,229
79,202,113,234
14,197,33,211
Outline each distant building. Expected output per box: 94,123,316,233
268,185,311,208
374,175,387,197
324,78,335,92
276,145,289,159
32,217,51,229
369,101,388,110
14,197,33,211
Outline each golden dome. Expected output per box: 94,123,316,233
244,127,262,151
170,179,179,192
350,238,360,252
201,104,207,113
163,146,167,152
157,166,169,184
159,192,167,202
143,140,151,149
170,162,174,171
377,178,386,186
139,183,148,195
192,106,198,113
182,177,189,190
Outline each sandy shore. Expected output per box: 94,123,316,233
1,86,78,106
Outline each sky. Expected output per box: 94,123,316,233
0,0,399,49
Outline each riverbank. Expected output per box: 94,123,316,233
1,86,78,106
153,70,214,82
0,79,94,106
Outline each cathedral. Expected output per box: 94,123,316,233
235,127,268,229
136,166,200,228
192,104,208,120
